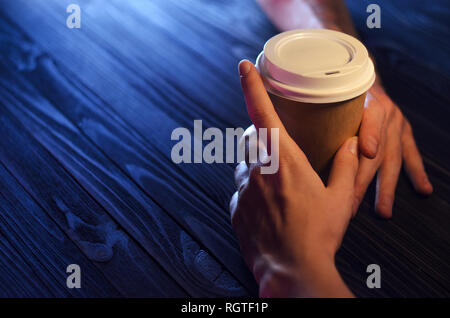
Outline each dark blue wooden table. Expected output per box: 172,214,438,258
0,0,449,297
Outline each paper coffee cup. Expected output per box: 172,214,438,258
256,29,375,181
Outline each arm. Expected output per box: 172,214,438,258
257,0,433,218
257,0,358,36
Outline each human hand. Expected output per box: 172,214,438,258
354,83,433,218
229,60,358,297
256,0,433,218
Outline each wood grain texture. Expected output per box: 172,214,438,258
0,0,448,297
0,108,191,297
0,19,252,297
0,0,259,295
0,67,248,297
0,163,121,297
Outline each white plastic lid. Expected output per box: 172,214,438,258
256,29,375,103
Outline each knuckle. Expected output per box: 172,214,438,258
384,101,394,114
385,103,398,121
390,105,398,117
394,107,404,122
403,119,413,134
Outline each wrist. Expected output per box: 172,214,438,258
258,253,350,298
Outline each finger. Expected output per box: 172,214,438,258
239,125,267,166
359,93,386,159
401,121,433,195
234,161,249,190
353,156,380,216
375,139,403,219
327,137,359,203
229,191,239,221
239,60,314,175
238,125,256,165
239,60,291,147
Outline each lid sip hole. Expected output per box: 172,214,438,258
325,71,340,75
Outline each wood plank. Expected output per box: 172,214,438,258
0,59,250,297
0,79,249,296
0,163,122,297
0,1,259,292
0,105,193,296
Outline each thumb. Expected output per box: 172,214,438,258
327,137,359,199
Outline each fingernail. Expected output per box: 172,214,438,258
238,60,251,77
366,136,378,156
348,137,358,156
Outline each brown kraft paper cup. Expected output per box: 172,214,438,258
257,29,375,182
269,91,366,181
